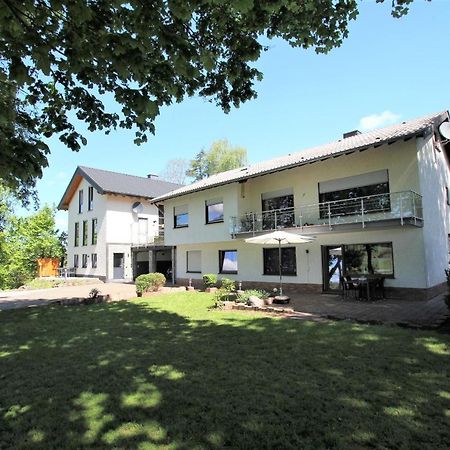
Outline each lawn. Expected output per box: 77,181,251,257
0,292,449,449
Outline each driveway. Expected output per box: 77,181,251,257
0,283,137,311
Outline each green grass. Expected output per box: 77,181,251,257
0,292,449,449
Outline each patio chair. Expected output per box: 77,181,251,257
341,276,360,300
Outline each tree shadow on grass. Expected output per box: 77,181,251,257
0,297,449,449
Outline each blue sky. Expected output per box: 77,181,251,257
32,1,450,230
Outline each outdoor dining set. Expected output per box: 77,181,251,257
341,275,385,301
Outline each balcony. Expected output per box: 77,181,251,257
131,226,165,248
230,191,423,237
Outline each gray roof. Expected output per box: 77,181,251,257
152,110,449,203
58,166,183,210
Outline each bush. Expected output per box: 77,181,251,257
220,278,235,291
237,289,270,303
135,272,166,294
203,273,217,288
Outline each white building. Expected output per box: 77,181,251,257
58,166,182,281
153,111,450,300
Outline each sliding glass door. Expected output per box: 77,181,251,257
322,246,343,292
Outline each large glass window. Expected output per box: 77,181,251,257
206,199,224,224
261,189,295,230
174,205,188,228
345,242,394,277
78,189,83,213
263,247,297,276
219,250,238,274
91,253,97,268
82,220,88,246
187,250,201,273
91,219,98,245
82,254,88,268
319,170,390,218
74,222,79,247
73,254,79,268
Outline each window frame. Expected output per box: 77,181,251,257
74,222,79,247
186,250,202,273
263,247,297,276
219,250,238,274
82,254,88,268
82,220,88,246
78,189,83,214
205,199,224,224
91,218,98,245
343,242,395,278
174,205,189,228
73,254,79,268
91,253,97,269
88,186,94,211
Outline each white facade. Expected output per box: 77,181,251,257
66,177,161,281
162,134,450,298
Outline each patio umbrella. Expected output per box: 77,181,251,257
245,230,315,296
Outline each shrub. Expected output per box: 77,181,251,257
135,272,166,293
203,273,217,288
220,278,235,291
237,289,270,303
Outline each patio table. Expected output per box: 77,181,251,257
354,276,385,301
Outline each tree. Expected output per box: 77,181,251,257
0,0,418,198
159,159,190,185
0,205,64,289
187,139,247,181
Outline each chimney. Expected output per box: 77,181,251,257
343,130,361,139
147,173,159,179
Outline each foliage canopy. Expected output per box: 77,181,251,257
187,139,247,180
0,0,417,198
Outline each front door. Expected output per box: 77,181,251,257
113,253,125,279
322,245,343,292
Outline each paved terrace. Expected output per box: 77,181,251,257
282,292,450,329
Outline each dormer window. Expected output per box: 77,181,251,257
78,189,84,213
88,186,94,211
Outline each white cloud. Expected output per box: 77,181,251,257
358,110,401,131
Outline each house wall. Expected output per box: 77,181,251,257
164,140,421,247
165,138,449,295
417,134,450,287
66,178,161,281
176,227,426,290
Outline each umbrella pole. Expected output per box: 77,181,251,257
278,240,283,296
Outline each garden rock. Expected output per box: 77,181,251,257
247,296,265,307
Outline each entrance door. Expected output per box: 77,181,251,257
113,253,125,279
322,246,343,292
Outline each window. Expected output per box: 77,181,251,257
187,250,201,273
82,220,88,246
74,222,79,247
82,254,88,268
91,219,98,245
73,254,79,268
88,186,94,211
344,242,394,277
206,198,224,224
263,247,297,276
446,187,450,206
91,253,97,268
219,250,238,274
261,188,295,229
319,170,390,218
78,189,83,213
174,205,188,228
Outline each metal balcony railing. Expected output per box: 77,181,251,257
230,191,423,236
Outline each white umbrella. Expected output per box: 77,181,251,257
245,230,315,296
